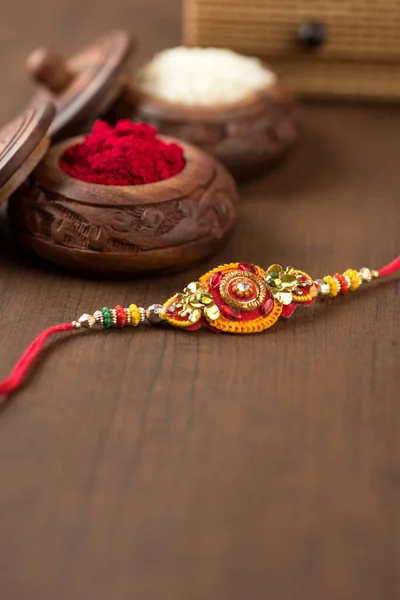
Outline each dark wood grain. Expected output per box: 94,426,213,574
8,135,237,273
0,2,399,600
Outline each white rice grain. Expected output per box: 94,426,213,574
136,46,276,106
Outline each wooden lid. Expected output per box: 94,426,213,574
27,30,134,141
0,102,55,205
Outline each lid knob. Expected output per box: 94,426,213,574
27,48,74,94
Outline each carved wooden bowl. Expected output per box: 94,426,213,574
8,136,238,274
124,75,298,180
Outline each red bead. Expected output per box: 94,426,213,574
115,304,126,328
334,272,348,294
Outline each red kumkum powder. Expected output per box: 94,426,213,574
59,120,185,186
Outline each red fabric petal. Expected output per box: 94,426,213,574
280,303,297,318
238,262,258,274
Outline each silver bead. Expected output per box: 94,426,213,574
94,310,103,326
359,267,372,282
145,304,165,324
139,307,146,322
78,313,96,329
315,279,330,296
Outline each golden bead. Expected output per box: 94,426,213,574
124,307,131,325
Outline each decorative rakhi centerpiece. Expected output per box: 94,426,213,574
162,261,318,333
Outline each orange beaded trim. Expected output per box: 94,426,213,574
203,302,283,333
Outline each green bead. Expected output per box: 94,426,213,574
101,306,111,328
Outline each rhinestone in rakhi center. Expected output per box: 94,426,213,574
219,269,268,311
237,281,250,293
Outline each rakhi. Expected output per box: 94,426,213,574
0,255,399,397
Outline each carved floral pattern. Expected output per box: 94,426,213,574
8,162,237,272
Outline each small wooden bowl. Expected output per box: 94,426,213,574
8,136,238,274
123,74,298,180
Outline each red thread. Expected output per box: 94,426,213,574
0,323,73,398
59,120,185,186
378,255,400,278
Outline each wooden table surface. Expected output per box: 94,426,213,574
0,2,399,599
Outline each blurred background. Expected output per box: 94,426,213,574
0,0,181,121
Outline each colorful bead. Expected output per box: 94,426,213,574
115,304,126,328
344,269,361,291
334,272,348,294
323,275,339,297
101,307,112,328
333,276,342,294
359,267,373,282
129,304,141,327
